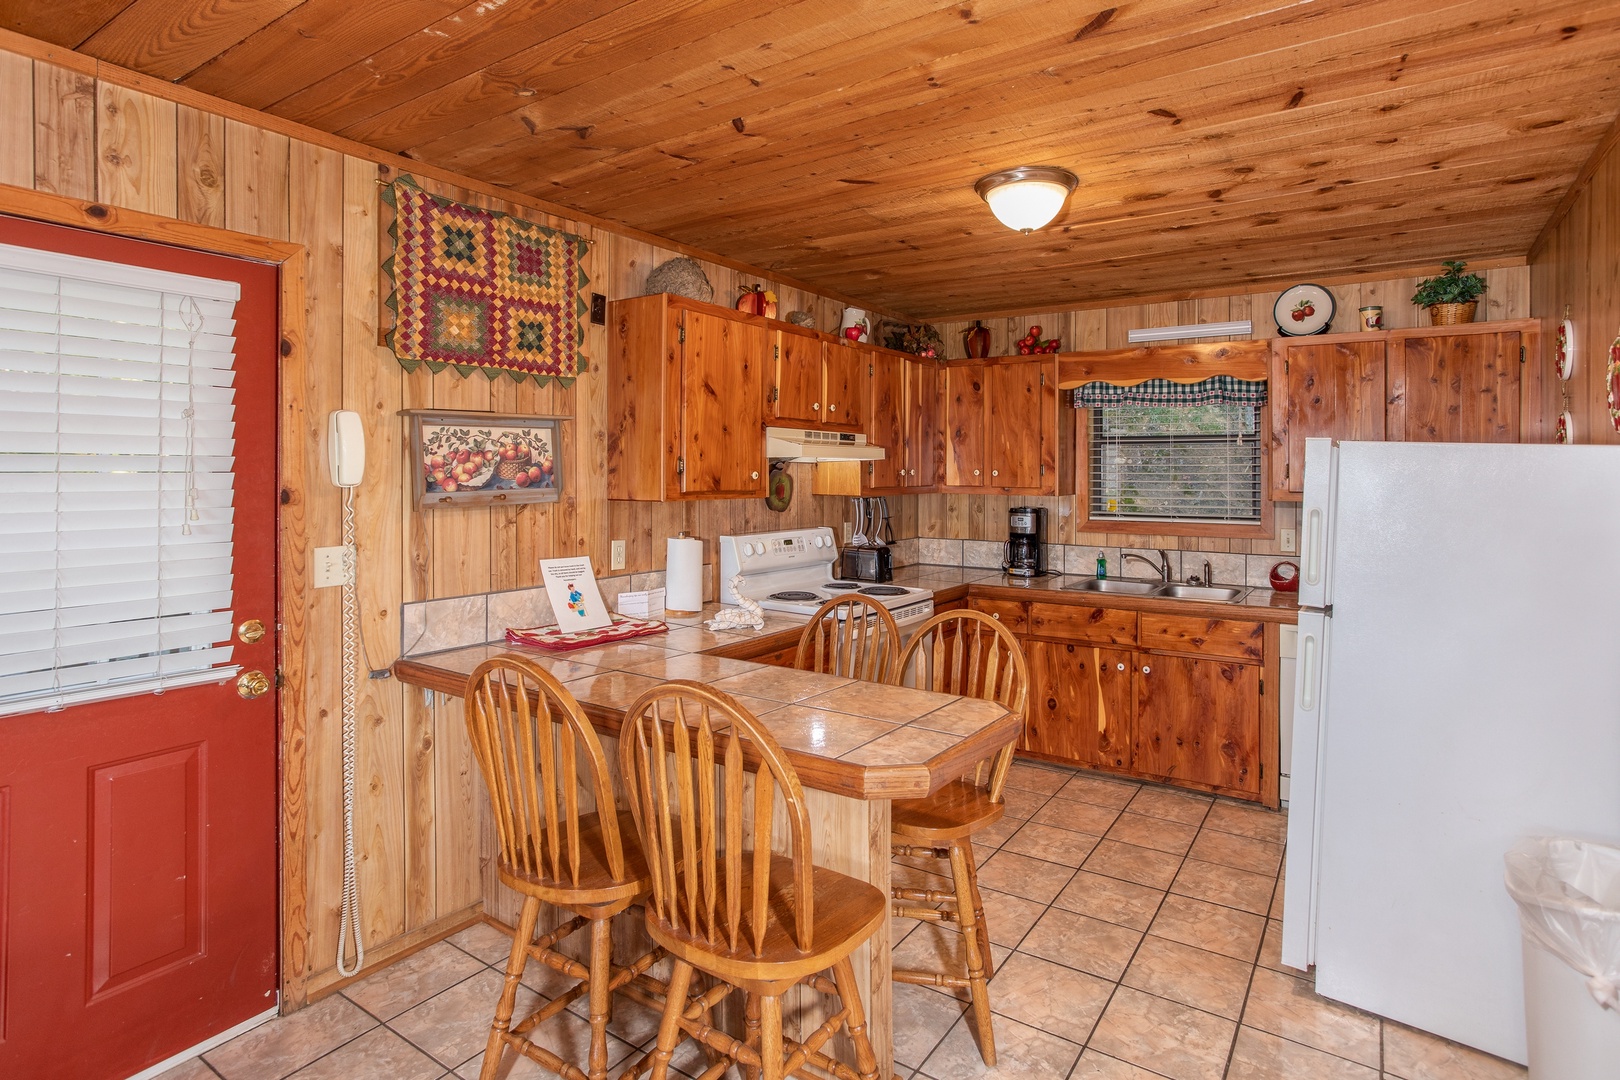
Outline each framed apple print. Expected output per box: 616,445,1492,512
1273,284,1335,336
1555,318,1577,380
405,410,565,508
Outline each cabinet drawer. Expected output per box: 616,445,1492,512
1027,602,1137,646
1139,614,1263,661
968,598,1027,634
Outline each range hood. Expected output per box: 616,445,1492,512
765,427,885,462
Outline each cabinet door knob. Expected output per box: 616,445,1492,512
812,401,820,411
973,469,981,476
828,404,837,413
1117,662,1125,671
751,470,760,480
1141,665,1151,674
991,469,999,477
990,612,1000,620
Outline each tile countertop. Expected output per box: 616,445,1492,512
392,605,1020,802
887,564,1302,621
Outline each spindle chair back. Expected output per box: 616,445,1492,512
467,654,627,895
897,608,1029,800
619,679,815,956
793,594,902,684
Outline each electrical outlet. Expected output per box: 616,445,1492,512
610,539,626,570
842,521,853,543
1279,528,1297,554
313,545,354,588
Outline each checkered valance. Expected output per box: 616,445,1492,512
1075,376,1268,408
383,175,589,386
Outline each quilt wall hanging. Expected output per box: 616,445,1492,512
383,175,590,385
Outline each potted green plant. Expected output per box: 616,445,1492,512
1411,260,1487,325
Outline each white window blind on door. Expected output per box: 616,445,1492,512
0,241,243,717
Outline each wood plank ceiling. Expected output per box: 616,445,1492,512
9,0,1620,319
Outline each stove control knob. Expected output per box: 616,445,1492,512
742,543,756,556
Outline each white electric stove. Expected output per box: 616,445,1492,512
717,527,934,626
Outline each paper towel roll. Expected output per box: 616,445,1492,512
665,536,703,615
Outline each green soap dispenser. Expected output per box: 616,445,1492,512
1096,551,1107,579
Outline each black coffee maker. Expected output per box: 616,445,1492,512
1003,506,1047,577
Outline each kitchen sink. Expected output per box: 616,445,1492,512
1159,584,1250,602
1062,578,1251,603
1063,578,1163,596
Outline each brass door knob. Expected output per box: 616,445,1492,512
238,619,266,644
237,671,270,699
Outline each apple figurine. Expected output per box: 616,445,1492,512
844,325,863,341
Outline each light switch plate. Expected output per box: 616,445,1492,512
610,539,626,570
313,545,353,588
1279,528,1297,554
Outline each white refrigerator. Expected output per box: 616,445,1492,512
1281,438,1620,1064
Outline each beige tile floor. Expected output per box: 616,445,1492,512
160,761,1529,1080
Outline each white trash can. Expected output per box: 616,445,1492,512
1504,837,1620,1080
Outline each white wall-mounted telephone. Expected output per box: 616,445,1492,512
328,410,366,488
328,408,368,977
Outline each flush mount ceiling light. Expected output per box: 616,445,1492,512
974,166,1079,232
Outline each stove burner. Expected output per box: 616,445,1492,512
823,581,862,591
858,585,907,597
767,590,822,602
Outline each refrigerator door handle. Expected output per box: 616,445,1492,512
1298,631,1318,711
1303,506,1325,589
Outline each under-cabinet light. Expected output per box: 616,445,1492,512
1126,320,1254,343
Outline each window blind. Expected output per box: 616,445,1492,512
0,242,242,716
1089,404,1262,524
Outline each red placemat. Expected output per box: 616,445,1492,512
506,613,668,652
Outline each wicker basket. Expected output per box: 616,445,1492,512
495,453,533,481
1427,301,1478,326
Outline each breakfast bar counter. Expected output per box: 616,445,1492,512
392,615,1019,1077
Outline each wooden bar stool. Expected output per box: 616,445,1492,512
889,610,1029,1067
792,593,901,682
464,655,665,1080
620,680,885,1080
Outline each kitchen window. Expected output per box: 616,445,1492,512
1077,376,1273,537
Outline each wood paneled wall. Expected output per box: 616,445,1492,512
923,266,1532,555
0,41,886,999
1530,120,1620,445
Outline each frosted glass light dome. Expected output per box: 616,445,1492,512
974,166,1079,233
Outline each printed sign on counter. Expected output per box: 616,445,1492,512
539,557,612,632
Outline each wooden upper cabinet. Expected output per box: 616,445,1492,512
606,294,768,501
823,343,864,431
773,329,825,427
905,357,942,488
1388,328,1522,443
864,351,906,492
987,359,1052,491
944,362,988,486
1269,334,1386,498
943,357,1067,494
679,310,769,496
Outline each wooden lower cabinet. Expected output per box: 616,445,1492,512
1024,640,1132,769
1133,653,1261,797
1017,601,1272,803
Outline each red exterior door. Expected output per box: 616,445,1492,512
0,216,280,1079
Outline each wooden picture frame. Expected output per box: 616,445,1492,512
405,409,565,509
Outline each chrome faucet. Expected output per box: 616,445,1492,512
1121,549,1173,582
